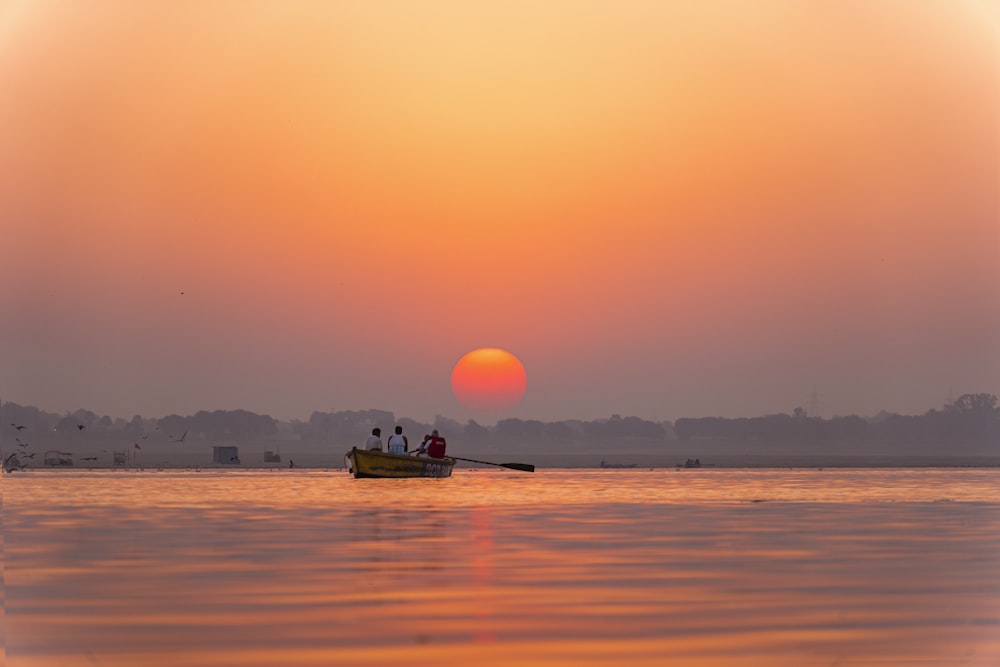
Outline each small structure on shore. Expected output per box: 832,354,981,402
264,449,281,463
600,460,638,469
44,450,74,467
213,446,240,465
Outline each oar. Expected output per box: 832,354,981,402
451,456,535,473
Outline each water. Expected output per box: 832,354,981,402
4,468,1000,666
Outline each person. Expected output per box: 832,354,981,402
387,426,408,454
424,429,447,459
414,434,432,456
365,427,383,451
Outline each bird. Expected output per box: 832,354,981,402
172,431,187,443
76,424,85,430
11,423,25,430
3,453,22,471
17,442,29,448
24,452,36,459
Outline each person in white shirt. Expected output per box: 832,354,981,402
387,426,408,454
365,427,383,451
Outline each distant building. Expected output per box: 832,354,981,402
213,446,240,465
44,450,74,467
263,449,281,463
113,450,130,467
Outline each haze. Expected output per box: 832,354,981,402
1,1,997,424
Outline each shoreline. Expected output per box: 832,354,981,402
6,459,1000,472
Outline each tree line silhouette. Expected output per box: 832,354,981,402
673,393,999,444
3,393,997,448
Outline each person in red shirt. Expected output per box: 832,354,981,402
416,429,447,458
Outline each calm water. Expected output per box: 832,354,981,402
3,468,1000,666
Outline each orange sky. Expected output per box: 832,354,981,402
1,1,997,422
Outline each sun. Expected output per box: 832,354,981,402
451,348,527,413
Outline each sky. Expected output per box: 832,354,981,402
1,1,998,424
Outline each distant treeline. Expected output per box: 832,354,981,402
303,411,667,445
3,393,997,446
2,407,282,441
675,393,999,443
1,404,669,445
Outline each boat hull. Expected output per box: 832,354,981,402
347,447,455,479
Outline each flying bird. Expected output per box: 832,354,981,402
24,452,37,459
3,453,22,471
76,424,85,430
11,424,25,430
172,431,187,443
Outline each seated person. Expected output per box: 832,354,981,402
387,426,408,454
424,429,447,459
364,427,383,451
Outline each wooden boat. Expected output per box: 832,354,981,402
345,447,455,479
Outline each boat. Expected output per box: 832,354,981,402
345,447,455,479
677,458,713,468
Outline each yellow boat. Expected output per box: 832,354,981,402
345,447,456,479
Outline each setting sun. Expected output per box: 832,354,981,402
451,348,527,414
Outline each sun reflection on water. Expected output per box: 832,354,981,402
4,469,1000,666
